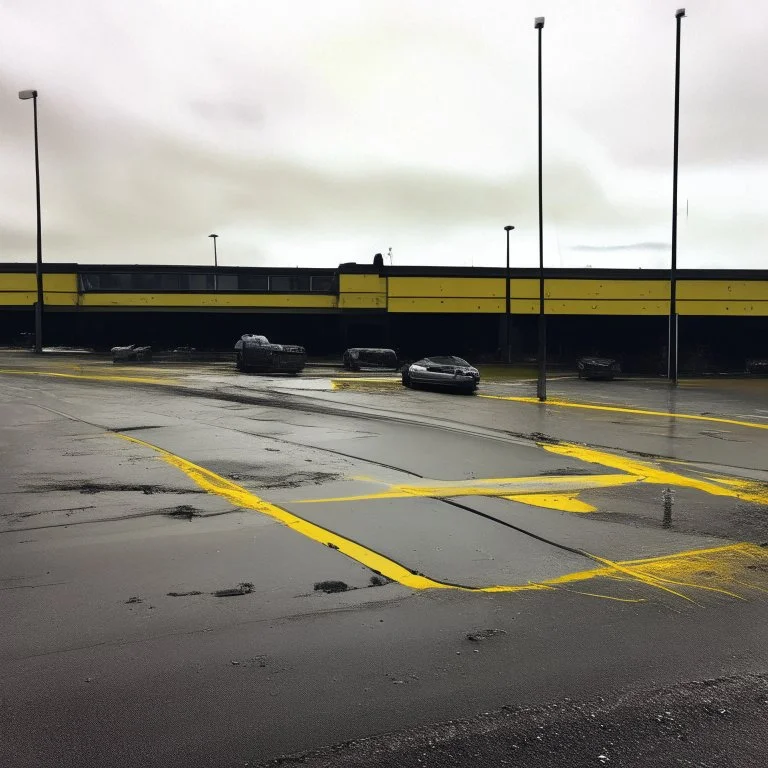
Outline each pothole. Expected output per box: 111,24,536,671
314,580,350,594
163,505,201,521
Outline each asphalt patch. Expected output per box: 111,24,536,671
231,656,269,668
208,461,340,489
31,482,203,496
538,467,593,476
111,425,165,433
314,580,350,594
245,471,340,489
256,674,768,768
525,432,559,444
163,505,201,521
467,628,507,642
213,582,255,597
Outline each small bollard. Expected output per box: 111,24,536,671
662,487,674,529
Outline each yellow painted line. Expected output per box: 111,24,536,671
480,394,768,431
0,368,176,386
504,493,597,513
115,433,447,591
112,433,768,602
293,439,768,508
294,473,638,504
542,442,768,506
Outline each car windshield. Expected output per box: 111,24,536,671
425,356,470,366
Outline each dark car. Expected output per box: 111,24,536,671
577,356,621,380
234,334,307,374
746,359,768,375
342,348,399,371
401,355,480,393
111,345,152,363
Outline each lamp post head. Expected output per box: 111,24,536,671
18,89,38,100
208,233,218,239
534,17,545,29
504,225,515,232
675,8,686,18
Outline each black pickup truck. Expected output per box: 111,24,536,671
577,356,621,381
234,335,307,374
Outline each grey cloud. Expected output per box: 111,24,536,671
1,121,657,264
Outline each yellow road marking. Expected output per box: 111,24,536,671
504,493,597,513
293,440,768,509
542,443,768,506
0,368,176,386
480,394,768,431
114,433,768,602
116,433,446,591
294,474,638,504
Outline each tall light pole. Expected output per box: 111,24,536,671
504,226,515,363
18,89,43,354
535,17,546,401
668,9,685,385
208,233,219,291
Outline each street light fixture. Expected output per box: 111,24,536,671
208,233,219,291
669,9,686,385
534,16,546,401
503,226,515,364
18,89,43,354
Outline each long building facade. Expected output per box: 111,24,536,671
2,261,767,372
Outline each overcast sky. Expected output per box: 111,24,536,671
1,0,766,270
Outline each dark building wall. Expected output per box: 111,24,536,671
2,308,767,374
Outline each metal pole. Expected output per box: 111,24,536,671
669,9,685,385
504,225,514,364
209,234,219,291
32,95,43,353
535,17,546,401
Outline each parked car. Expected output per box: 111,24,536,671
234,334,307,374
342,347,398,371
577,356,621,380
401,355,480,394
111,345,152,363
746,358,768,375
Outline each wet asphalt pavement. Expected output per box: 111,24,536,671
1,354,767,767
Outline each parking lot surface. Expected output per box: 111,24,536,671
1,353,767,767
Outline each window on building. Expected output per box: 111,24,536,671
270,275,311,292
80,273,133,291
186,274,215,291
310,275,334,292
216,274,239,291
238,275,269,291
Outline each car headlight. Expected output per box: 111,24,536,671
410,364,426,372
